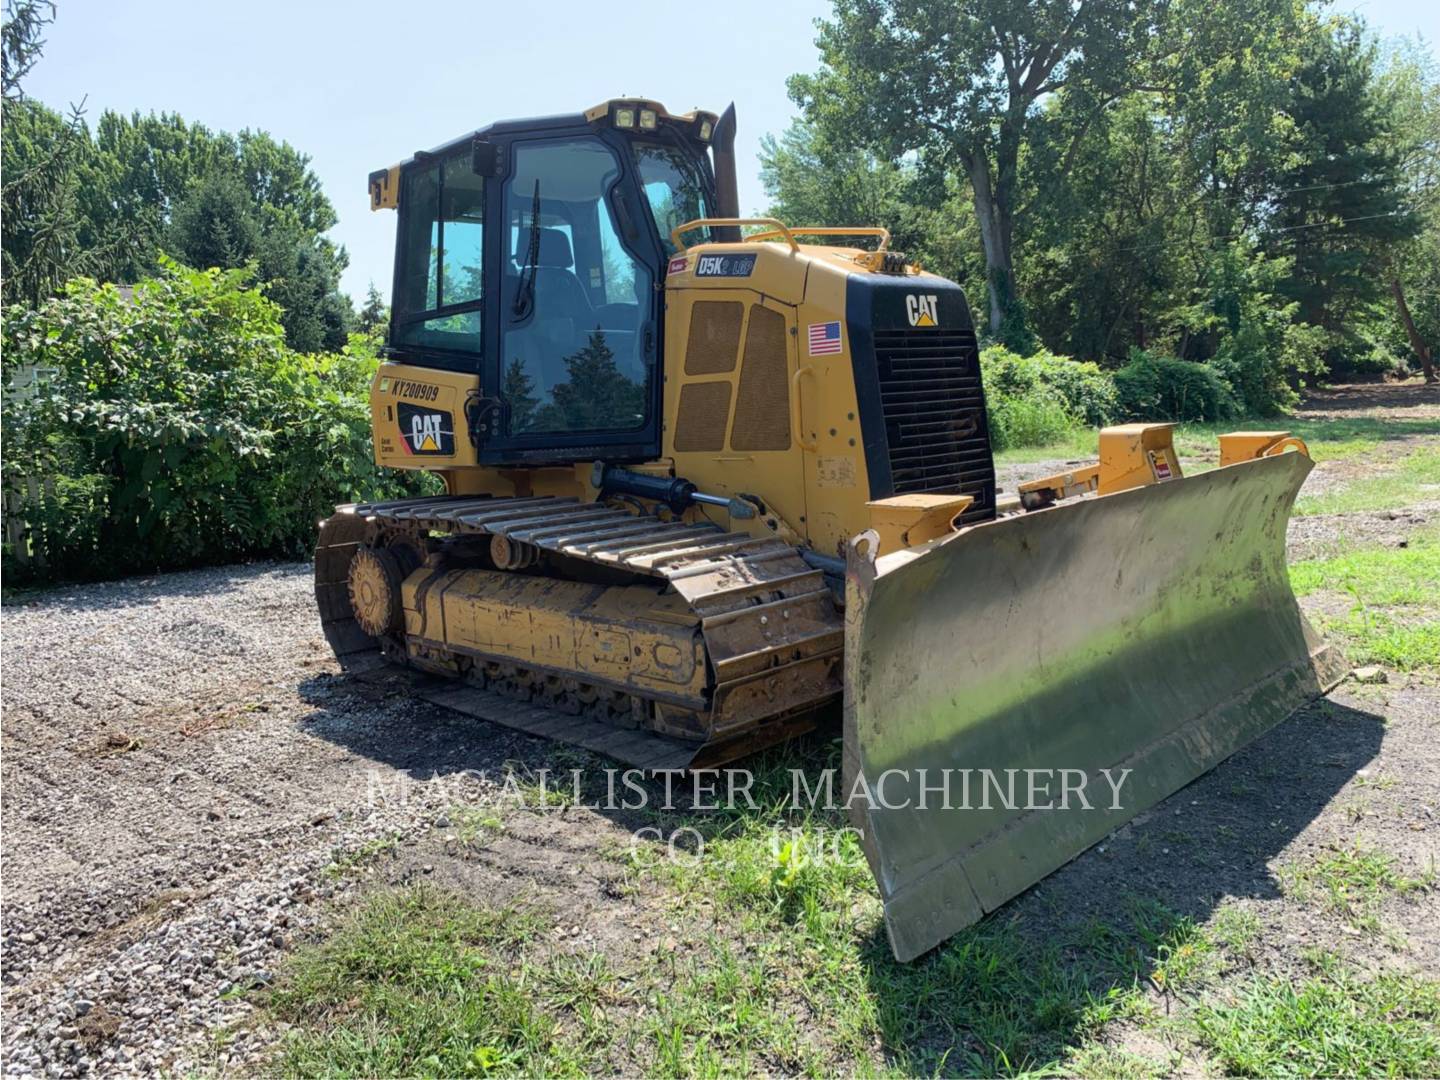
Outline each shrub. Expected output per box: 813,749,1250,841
2,260,433,582
987,393,1078,450
980,345,1119,449
1114,351,1239,423
980,346,1119,427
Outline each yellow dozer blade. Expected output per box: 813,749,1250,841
843,451,1347,961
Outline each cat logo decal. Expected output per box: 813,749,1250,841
906,294,939,327
397,403,455,455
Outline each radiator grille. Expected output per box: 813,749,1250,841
873,326,995,523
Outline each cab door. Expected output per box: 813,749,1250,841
479,130,662,465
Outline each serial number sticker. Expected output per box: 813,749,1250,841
816,456,857,488
385,378,442,402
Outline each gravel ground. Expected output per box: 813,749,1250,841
0,566,498,1075
3,381,1437,1076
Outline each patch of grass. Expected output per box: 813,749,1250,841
503,759,583,808
1206,904,1261,962
1296,445,1440,516
324,833,400,878
645,939,816,1078
1290,526,1440,673
992,428,1100,464
1127,898,1222,996
1290,528,1440,604
267,886,581,1077
616,749,1232,1075
1280,844,1434,932
854,920,1141,1076
1191,969,1440,1077
449,805,505,845
1065,1043,1175,1079
621,739,874,922
1353,771,1400,791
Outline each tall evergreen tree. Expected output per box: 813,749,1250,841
166,171,260,271
1267,20,1418,360
357,283,388,333
1,0,51,100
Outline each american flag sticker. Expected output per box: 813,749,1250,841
808,321,842,355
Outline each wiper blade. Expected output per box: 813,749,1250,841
511,179,541,319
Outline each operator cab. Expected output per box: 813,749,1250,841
371,100,726,465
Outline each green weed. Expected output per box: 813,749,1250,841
645,939,815,1078
449,805,506,845
1206,904,1261,962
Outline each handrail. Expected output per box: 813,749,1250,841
671,217,800,254
1264,436,1310,458
744,226,891,252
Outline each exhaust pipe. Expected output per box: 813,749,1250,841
711,103,740,243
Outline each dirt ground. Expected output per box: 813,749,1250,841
2,381,1437,1076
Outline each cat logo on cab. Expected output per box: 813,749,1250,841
397,402,454,456
906,294,939,327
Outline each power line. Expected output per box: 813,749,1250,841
1095,209,1413,258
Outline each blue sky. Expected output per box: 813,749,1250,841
21,0,1438,304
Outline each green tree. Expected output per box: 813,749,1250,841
790,0,1181,344
358,282,388,333
0,96,89,306
2,80,354,347
0,1,93,307
758,119,980,289
257,230,352,352
1265,20,1419,367
1378,36,1440,382
167,170,260,270
1,0,51,100
503,358,540,434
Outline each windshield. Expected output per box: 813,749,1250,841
632,141,711,256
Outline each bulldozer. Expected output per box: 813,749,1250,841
316,99,1346,961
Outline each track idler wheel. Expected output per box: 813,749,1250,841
347,545,407,637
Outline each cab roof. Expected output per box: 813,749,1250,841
369,98,718,211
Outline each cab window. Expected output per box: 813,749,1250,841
633,141,711,255
393,155,485,352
